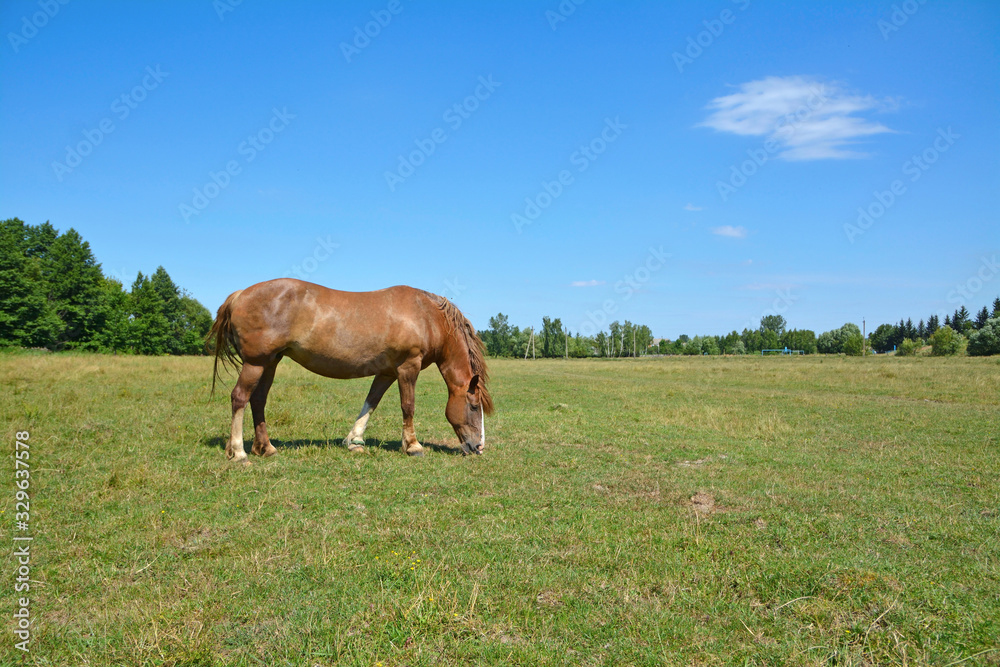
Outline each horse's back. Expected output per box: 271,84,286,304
230,279,441,378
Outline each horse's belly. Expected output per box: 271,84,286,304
284,345,396,380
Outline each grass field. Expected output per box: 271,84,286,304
2,352,998,666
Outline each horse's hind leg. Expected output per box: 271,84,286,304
250,359,280,457
344,374,395,452
227,363,265,461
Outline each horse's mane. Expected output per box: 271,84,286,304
431,294,494,415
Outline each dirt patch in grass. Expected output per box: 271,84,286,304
690,492,716,514
535,591,563,607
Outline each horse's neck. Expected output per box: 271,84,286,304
438,335,473,388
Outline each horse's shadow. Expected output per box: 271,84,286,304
201,436,463,456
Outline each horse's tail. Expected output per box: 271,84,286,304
207,289,244,397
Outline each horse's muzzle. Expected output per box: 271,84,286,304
461,442,484,456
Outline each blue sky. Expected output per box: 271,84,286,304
2,0,997,339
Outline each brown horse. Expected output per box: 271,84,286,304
208,279,493,460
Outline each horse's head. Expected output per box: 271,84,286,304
446,374,491,455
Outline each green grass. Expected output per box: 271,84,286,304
2,352,998,666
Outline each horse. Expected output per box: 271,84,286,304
208,279,493,460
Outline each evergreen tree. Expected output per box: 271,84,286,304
129,272,173,354
177,292,213,355
927,314,939,335
93,278,131,353
43,228,106,348
953,306,970,332
0,219,211,355
975,306,990,329
0,219,62,347
869,323,897,353
993,297,1000,318
22,220,58,259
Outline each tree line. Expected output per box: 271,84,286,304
866,301,1000,357
481,314,655,358
482,304,1000,358
0,218,212,354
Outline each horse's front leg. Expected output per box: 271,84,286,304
344,374,395,452
397,362,423,457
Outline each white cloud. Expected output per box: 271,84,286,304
570,279,606,287
683,203,704,211
699,76,896,160
712,225,748,239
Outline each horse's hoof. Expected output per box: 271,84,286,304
407,450,425,457
347,438,366,453
253,443,277,457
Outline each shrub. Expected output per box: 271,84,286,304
818,323,862,354
896,338,922,357
930,325,966,357
967,317,1000,356
843,333,864,356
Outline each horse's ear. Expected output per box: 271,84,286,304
467,374,480,395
